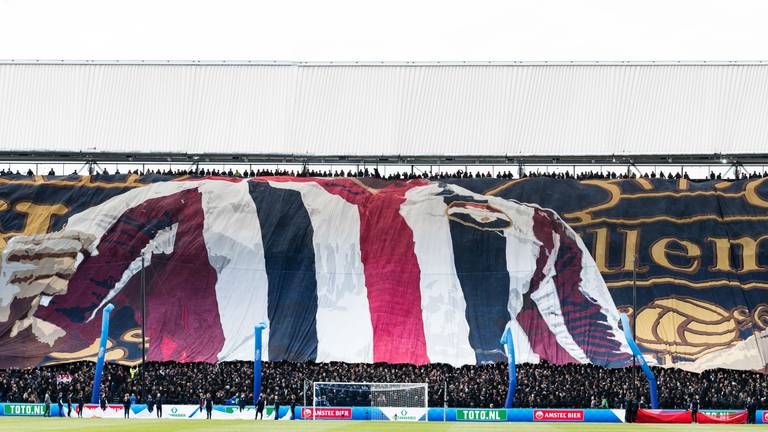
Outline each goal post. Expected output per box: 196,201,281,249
311,382,428,421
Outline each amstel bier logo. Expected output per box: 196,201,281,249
302,407,352,419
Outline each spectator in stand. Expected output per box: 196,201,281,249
5,166,768,182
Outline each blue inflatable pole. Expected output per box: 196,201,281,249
500,325,516,408
620,313,659,409
253,321,268,407
90,303,115,404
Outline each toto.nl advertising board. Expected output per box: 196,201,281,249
456,408,507,421
2,403,47,416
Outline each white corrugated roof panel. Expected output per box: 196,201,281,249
0,62,767,156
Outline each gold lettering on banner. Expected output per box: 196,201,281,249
562,178,768,226
650,238,701,274
588,227,647,274
707,237,737,272
744,177,768,208
0,202,69,250
707,236,768,273
606,277,768,290
731,236,768,272
45,328,144,366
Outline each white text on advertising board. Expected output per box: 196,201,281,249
302,407,352,419
456,409,507,421
3,404,45,416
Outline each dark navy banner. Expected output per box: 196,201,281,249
0,175,765,371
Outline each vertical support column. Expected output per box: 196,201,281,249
90,303,115,404
443,381,447,422
632,254,637,401
253,321,267,407
140,254,146,395
500,325,516,408
620,313,659,409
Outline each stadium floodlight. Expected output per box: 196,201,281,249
311,382,428,422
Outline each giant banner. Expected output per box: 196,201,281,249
0,175,766,371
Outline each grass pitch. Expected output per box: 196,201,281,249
0,418,765,432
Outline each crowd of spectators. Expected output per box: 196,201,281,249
1,360,765,410
2,167,768,181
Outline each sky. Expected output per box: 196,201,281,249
1,0,768,61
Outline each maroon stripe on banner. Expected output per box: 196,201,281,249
39,188,225,363
270,177,430,364
516,209,578,364
549,215,630,366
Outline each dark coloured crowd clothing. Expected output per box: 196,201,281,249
205,397,213,419
255,398,265,420
123,399,131,418
1,360,766,411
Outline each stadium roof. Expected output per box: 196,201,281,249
1,61,768,165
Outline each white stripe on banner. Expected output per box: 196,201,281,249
529,229,590,363
199,180,270,361
268,181,373,363
401,184,475,366
65,181,203,253
59,181,206,321
487,196,540,364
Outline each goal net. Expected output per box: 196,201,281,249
311,382,428,421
